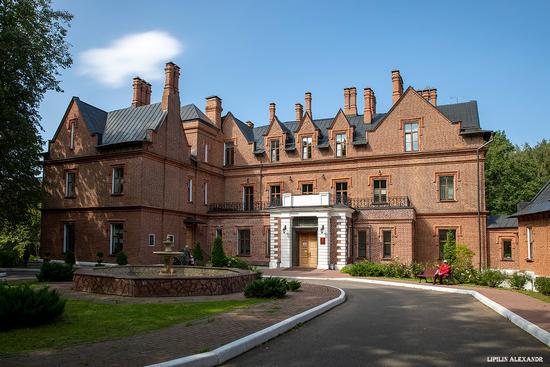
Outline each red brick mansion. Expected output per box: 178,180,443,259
42,62,499,271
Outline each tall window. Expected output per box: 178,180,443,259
65,171,76,197
302,183,314,195
335,181,348,204
373,179,387,204
109,223,124,255
270,185,281,206
336,133,346,157
224,142,234,166
270,139,280,162
527,227,533,260
63,223,75,253
358,230,367,258
112,167,124,194
238,229,251,256
438,229,456,259
204,182,208,205
188,179,193,202
502,239,512,260
439,175,455,201
69,120,75,150
215,227,223,239
302,136,312,159
204,144,208,163
382,230,392,258
266,227,271,257
243,186,254,211
404,122,419,152
148,234,156,247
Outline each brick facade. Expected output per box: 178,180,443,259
41,64,496,270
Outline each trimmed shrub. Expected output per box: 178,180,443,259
193,241,204,264
0,284,66,330
535,277,550,295
226,256,250,270
36,262,74,282
0,248,19,267
115,251,128,265
510,272,530,290
244,277,288,298
211,236,226,267
341,261,385,277
64,250,76,266
476,269,506,287
286,280,301,291
95,251,104,267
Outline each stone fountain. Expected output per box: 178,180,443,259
153,236,183,275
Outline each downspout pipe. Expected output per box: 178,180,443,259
476,136,493,271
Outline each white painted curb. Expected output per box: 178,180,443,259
146,286,346,367
286,276,550,347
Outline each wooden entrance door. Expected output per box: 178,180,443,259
298,232,318,268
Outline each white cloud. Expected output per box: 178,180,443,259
79,31,182,87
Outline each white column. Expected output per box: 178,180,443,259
269,216,280,268
280,217,293,268
335,214,347,269
317,216,330,269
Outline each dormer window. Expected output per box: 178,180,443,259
301,137,312,160
404,122,419,152
336,133,346,157
270,139,280,162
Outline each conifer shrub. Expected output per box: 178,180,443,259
535,277,550,295
36,262,74,282
286,279,302,291
244,277,287,298
115,251,128,265
211,236,226,267
193,241,204,264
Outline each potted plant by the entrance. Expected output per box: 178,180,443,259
95,251,104,267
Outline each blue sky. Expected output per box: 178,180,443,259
41,0,549,146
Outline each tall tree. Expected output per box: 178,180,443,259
0,0,72,228
485,131,550,215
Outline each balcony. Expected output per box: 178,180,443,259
208,194,410,213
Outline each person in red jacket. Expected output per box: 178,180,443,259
433,260,451,285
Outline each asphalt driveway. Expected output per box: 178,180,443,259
223,280,549,367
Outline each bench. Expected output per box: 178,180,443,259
416,268,453,284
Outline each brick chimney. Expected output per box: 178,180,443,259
132,77,151,107
349,87,357,116
161,62,181,112
269,102,276,122
363,88,373,123
391,70,403,104
295,103,303,121
429,88,437,105
343,88,350,114
305,92,312,118
205,96,223,128
422,89,429,100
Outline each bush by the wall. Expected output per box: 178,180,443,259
535,277,550,295
64,250,76,266
193,241,204,264
211,236,226,267
476,269,507,287
286,279,301,291
244,277,287,298
226,256,250,270
115,251,128,265
36,262,74,282
510,272,530,290
0,284,66,330
0,248,19,267
95,251,104,267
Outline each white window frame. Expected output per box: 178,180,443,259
109,223,124,255
335,133,346,157
65,171,75,197
148,234,156,247
167,234,175,244
204,144,208,163
112,167,124,194
204,182,208,205
188,179,193,202
301,136,312,160
404,122,419,152
527,227,533,260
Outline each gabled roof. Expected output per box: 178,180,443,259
487,215,518,229
74,98,107,135
437,100,481,132
510,180,550,217
180,104,212,124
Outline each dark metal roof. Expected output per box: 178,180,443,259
180,104,212,123
510,180,550,217
101,103,167,146
436,101,481,131
487,215,518,229
73,97,107,135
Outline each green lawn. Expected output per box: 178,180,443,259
0,298,262,355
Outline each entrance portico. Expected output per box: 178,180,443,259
269,193,354,270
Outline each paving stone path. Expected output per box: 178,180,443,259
0,283,340,367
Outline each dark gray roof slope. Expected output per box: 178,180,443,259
436,101,480,131
510,180,550,217
180,104,211,123
73,97,107,135
101,103,167,145
487,215,518,229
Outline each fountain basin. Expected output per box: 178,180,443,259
73,266,258,297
